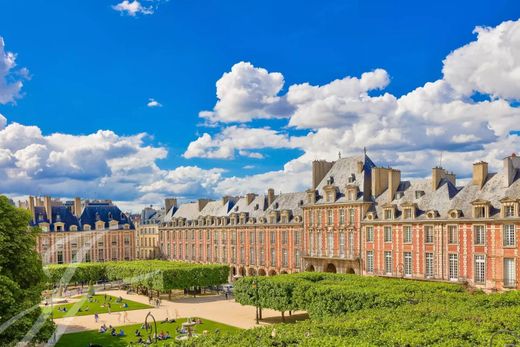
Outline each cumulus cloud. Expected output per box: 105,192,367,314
147,98,162,107
199,62,294,123
112,0,155,16
0,37,28,104
183,126,294,159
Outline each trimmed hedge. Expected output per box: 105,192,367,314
45,261,229,292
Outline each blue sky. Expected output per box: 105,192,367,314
0,0,519,209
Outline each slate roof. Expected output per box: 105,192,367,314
266,192,307,217
79,202,133,229
31,205,79,231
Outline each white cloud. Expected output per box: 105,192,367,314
0,37,28,104
147,98,162,108
184,126,293,159
112,0,154,16
199,62,294,123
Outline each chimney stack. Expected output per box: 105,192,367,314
74,197,82,217
387,169,401,201
504,154,520,187
221,196,230,206
198,199,210,212
28,196,36,223
472,161,488,189
246,193,256,205
312,160,335,189
432,167,444,191
267,188,275,207
164,198,177,213
356,161,364,174
44,196,52,224
371,167,389,198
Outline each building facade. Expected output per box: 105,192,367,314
22,196,135,265
159,153,520,291
136,206,165,260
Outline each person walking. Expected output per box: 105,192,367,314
123,311,128,323
107,302,111,314
94,313,99,323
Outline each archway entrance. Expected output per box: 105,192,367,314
248,268,257,276
346,267,355,274
268,269,277,276
305,264,315,272
258,268,267,276
325,263,337,273
238,266,246,277
280,270,288,275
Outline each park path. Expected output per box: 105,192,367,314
53,289,299,334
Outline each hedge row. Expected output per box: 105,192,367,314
45,260,229,292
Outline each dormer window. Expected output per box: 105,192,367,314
403,208,413,219
274,202,279,209
426,210,438,219
505,205,515,217
95,220,105,230
108,212,112,220
472,200,490,219
500,198,518,218
348,174,355,183
84,224,91,231
70,225,78,231
366,212,375,221
415,191,425,199
448,209,461,219
384,209,393,220
254,204,259,210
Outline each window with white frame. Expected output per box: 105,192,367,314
448,225,458,244
309,231,315,256
240,247,245,263
504,258,516,288
317,232,323,256
366,226,374,242
249,247,256,265
309,211,314,225
366,251,374,273
270,248,276,266
339,209,345,225
449,254,458,281
424,226,434,243
474,255,486,284
504,204,515,217
503,224,516,247
474,225,486,245
384,226,392,243
384,251,392,274
339,232,345,256
327,232,334,256
404,252,412,277
384,209,393,220
425,252,434,278
282,248,288,267
316,211,321,226
327,210,333,225
403,225,412,243
403,208,412,219
349,209,355,224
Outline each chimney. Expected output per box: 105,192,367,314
44,196,52,224
164,198,177,213
246,193,256,205
267,188,275,207
371,167,389,198
445,172,456,186
28,196,36,223
432,167,444,191
356,161,364,174
312,160,335,189
198,199,210,212
221,196,230,206
504,154,520,187
387,169,401,201
74,197,82,217
472,161,488,189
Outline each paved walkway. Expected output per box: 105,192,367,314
53,289,304,334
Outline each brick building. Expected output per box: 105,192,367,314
22,196,135,264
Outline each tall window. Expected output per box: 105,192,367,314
249,247,256,265
309,211,314,225
282,249,288,267
474,255,486,284
366,251,374,273
474,225,486,245
424,226,434,243
384,226,392,243
270,248,276,266
349,209,355,224
403,252,412,277
282,231,288,244
295,250,301,268
425,252,434,278
503,225,516,247
259,248,265,265
366,226,374,242
348,232,354,257
270,231,276,244
339,232,345,256
327,210,333,225
240,247,245,263
384,251,392,275
317,232,323,256
504,258,516,288
448,225,458,244
316,211,321,226
309,232,315,256
449,254,458,281
249,231,256,245
403,225,412,243
327,232,334,256
258,231,264,244
206,244,211,261
339,209,345,225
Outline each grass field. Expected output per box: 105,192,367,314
43,294,151,319
55,318,240,346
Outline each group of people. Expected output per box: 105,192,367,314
98,324,125,337
148,297,161,308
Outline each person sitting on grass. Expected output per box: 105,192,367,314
111,328,117,336
99,325,106,333
119,329,125,336
196,318,202,324
137,336,144,344
165,331,171,339
135,329,141,337
122,302,128,308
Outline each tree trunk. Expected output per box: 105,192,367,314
281,311,285,322
259,307,263,319
168,290,172,300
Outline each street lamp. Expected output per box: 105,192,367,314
252,277,259,325
489,329,520,347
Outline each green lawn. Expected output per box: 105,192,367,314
43,294,151,319
55,318,240,347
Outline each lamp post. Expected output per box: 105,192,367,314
489,329,520,347
252,277,259,325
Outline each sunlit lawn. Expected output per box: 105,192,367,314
42,294,151,319
55,318,240,346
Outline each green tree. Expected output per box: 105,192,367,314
0,196,54,346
